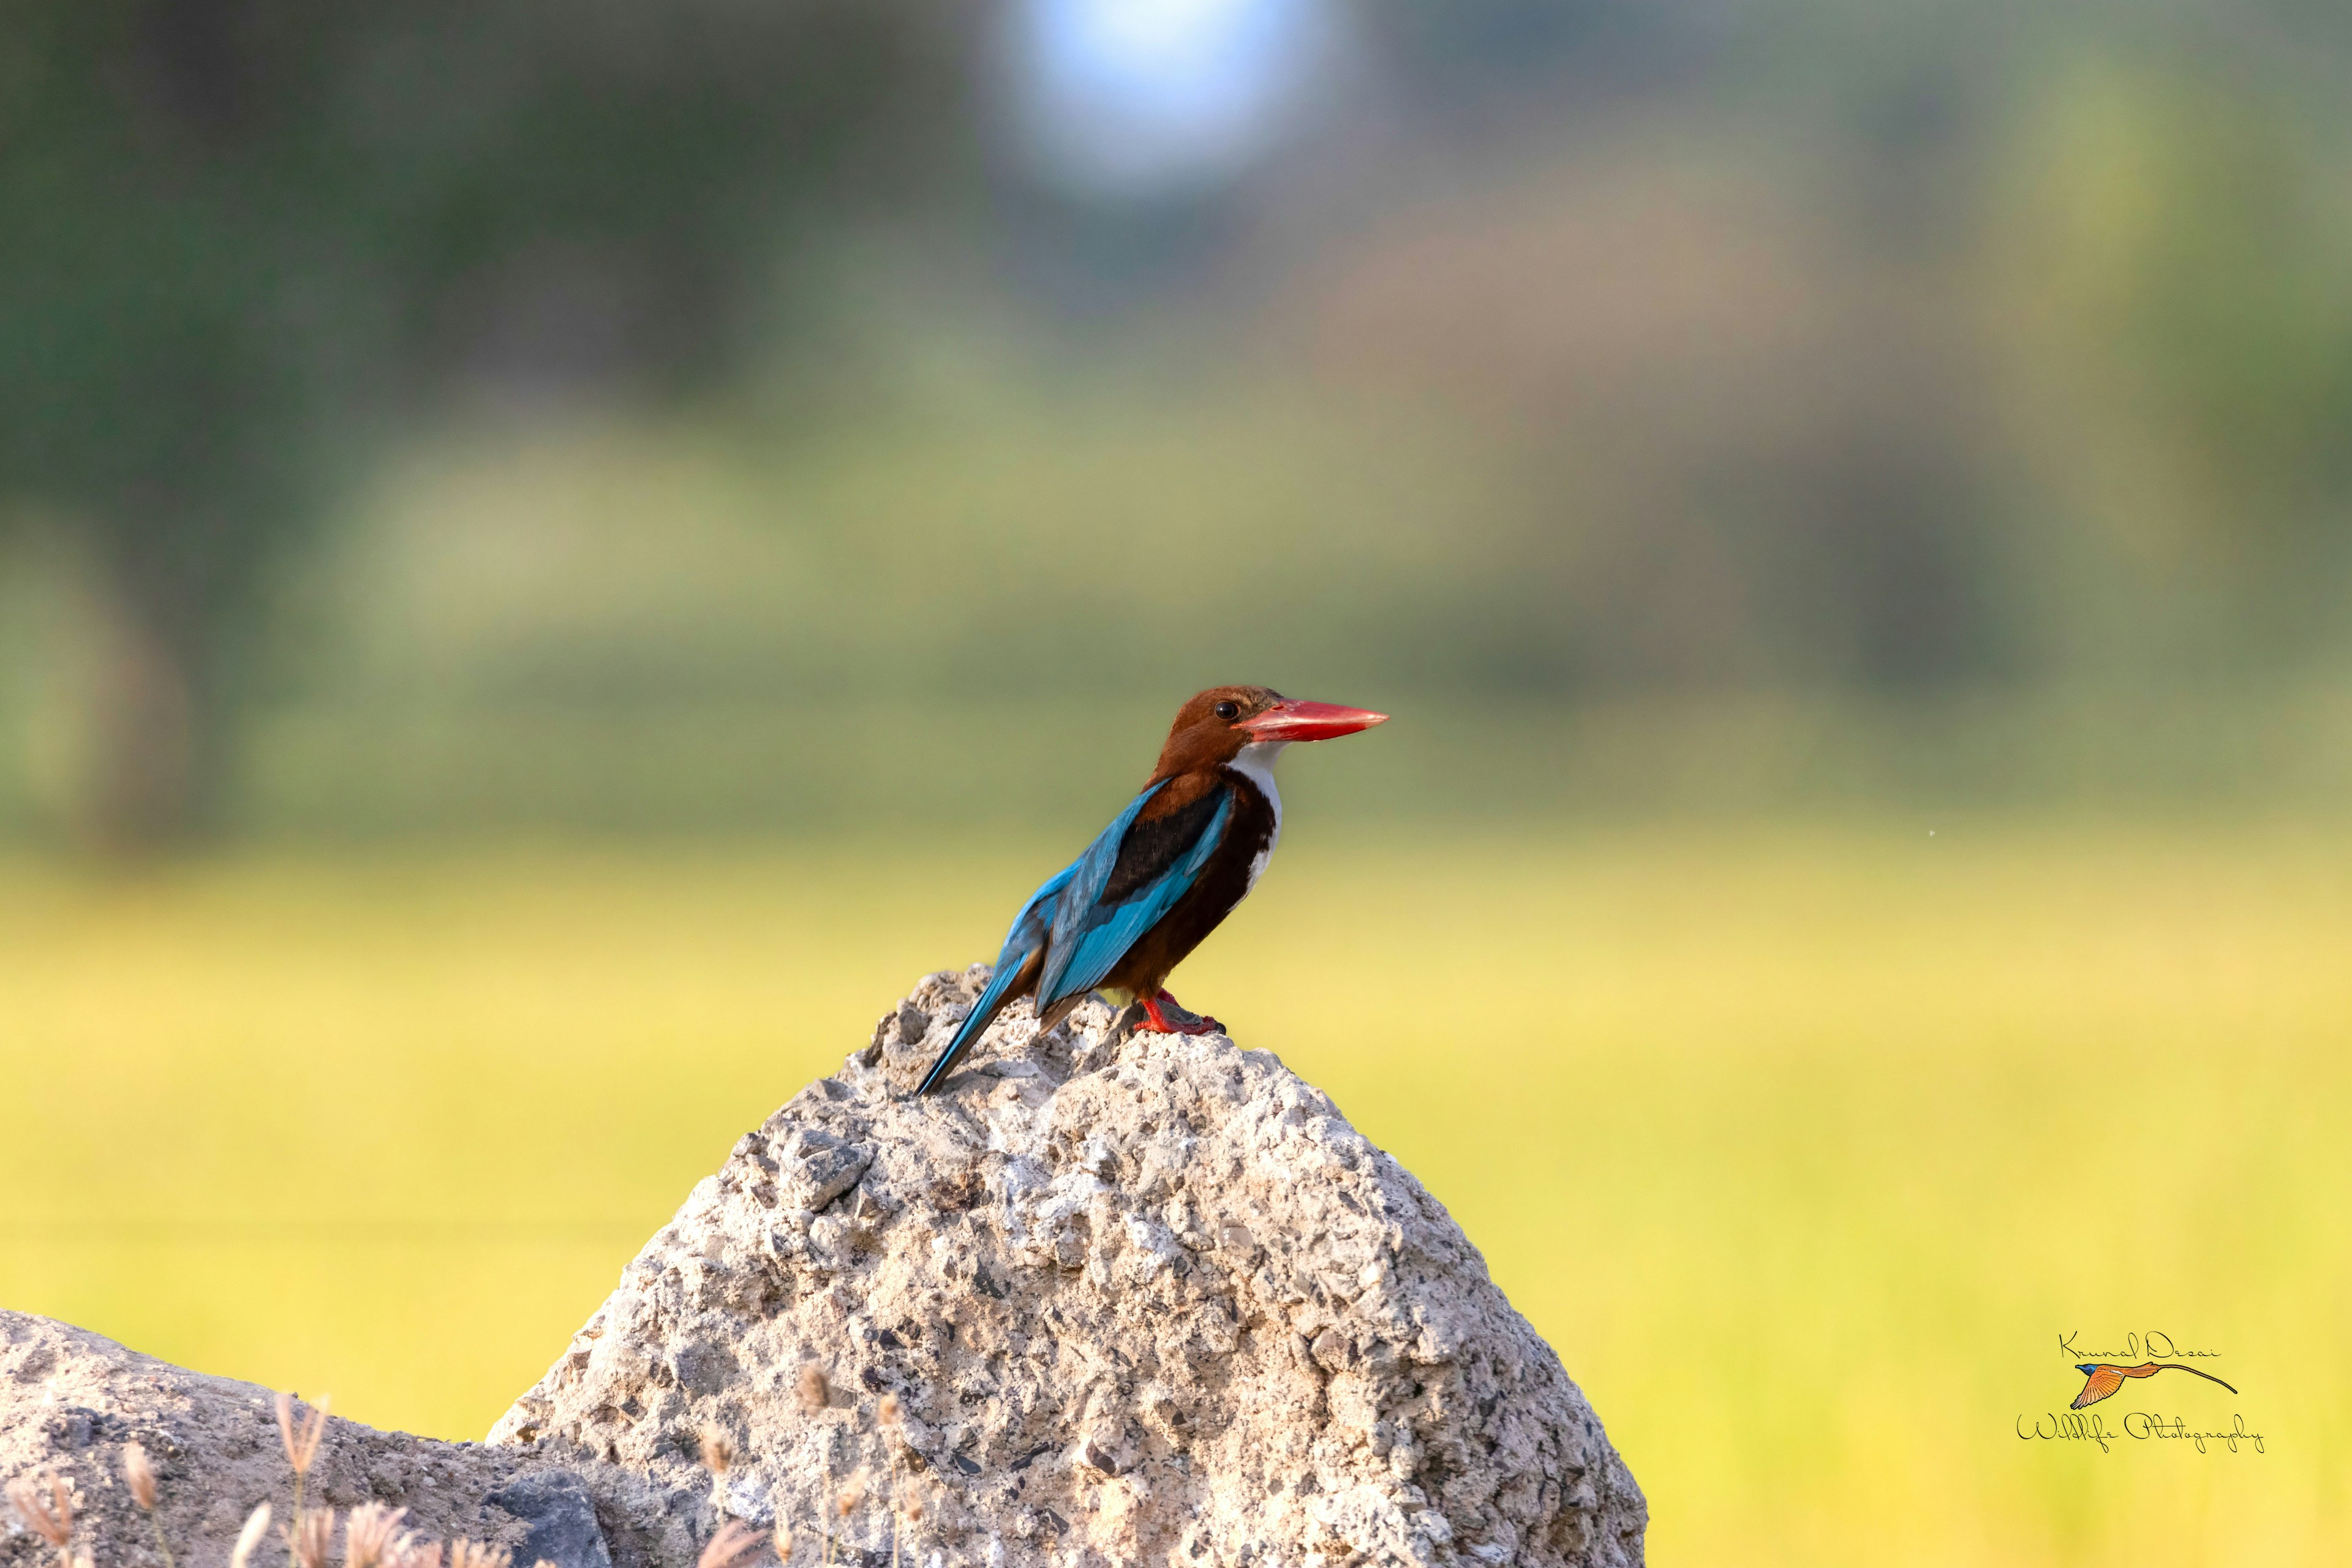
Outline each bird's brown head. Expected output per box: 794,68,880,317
1149,685,1389,782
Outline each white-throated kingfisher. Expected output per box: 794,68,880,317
916,685,1388,1095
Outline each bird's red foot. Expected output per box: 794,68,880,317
1137,990,1223,1036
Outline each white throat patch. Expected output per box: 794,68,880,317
1229,741,1286,892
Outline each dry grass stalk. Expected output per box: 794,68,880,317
697,1425,737,1526
875,1397,904,1568
283,1507,336,1568
697,1520,768,1568
894,1490,927,1568
276,1392,331,1472
385,1536,442,1568
122,1442,159,1510
232,1505,274,1568
445,1539,511,1568
835,1462,869,1564
6,1470,75,1562
814,1433,837,1568
794,1365,829,1414
820,1461,865,1568
123,1443,178,1568
276,1392,331,1531
344,1503,408,1568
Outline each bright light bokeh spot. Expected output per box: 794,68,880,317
1012,0,1328,196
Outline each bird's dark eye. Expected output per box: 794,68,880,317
1215,700,1241,721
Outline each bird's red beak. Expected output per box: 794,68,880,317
1236,699,1390,743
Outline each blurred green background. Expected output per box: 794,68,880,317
3,0,2348,1562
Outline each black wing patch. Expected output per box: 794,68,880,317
1101,784,1229,905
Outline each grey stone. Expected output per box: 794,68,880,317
4,968,1644,1568
493,968,1648,1567
491,1470,614,1568
0,1314,695,1568
777,1128,873,1212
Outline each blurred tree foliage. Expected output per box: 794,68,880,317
9,1,2352,843
1994,61,2352,669
0,0,964,846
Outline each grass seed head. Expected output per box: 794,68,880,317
773,1523,793,1564
285,1507,336,1568
276,1392,331,1476
230,1504,273,1568
795,1365,829,1413
386,1536,442,1568
344,1503,409,1568
123,1441,159,1510
835,1470,867,1519
876,1393,900,1429
698,1425,736,1474
446,1541,511,1568
696,1520,767,1568
6,1471,74,1548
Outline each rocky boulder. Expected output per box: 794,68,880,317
0,1312,693,1568
491,968,1647,1567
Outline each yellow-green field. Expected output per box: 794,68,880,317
3,820,2345,1564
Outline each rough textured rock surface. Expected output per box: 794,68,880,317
492,968,1647,1567
0,1313,698,1568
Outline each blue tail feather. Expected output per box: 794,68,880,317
914,954,1032,1095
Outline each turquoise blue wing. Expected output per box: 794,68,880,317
1036,785,1232,1009
915,790,1156,1093
1023,780,1164,1003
